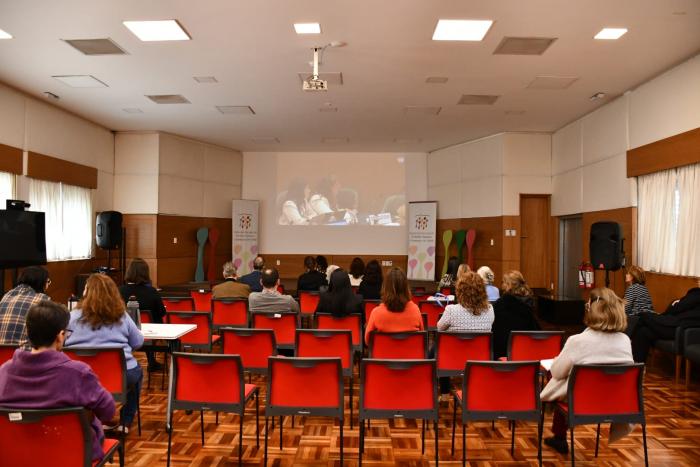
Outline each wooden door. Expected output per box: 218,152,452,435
520,195,550,290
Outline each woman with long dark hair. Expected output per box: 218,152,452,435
358,259,383,300
280,177,312,225
315,269,363,317
349,257,365,286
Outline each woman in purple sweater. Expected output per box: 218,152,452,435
0,301,115,461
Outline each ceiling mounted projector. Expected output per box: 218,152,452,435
302,42,345,92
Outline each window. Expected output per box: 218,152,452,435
29,178,93,261
637,163,700,276
0,171,15,204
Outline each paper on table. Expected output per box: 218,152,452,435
540,359,554,371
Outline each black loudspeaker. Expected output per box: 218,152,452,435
96,211,123,250
589,221,623,271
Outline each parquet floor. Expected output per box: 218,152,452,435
106,353,700,466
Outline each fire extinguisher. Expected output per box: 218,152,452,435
578,262,594,289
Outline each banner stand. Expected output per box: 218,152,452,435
232,199,260,276
407,201,437,281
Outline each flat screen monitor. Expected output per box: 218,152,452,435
0,209,47,268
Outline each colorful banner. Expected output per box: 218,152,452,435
407,201,437,281
232,199,259,276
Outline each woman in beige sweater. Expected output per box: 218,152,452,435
541,287,633,454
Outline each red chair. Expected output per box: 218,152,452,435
252,312,299,351
212,298,249,329
411,293,428,306
412,286,427,294
0,407,122,467
452,361,542,463
63,346,141,436
363,299,381,324
359,359,438,465
419,300,451,329
298,291,321,314
296,330,355,427
316,313,363,353
166,311,221,352
368,331,428,359
0,344,18,365
264,357,344,465
552,363,647,466
221,328,277,376
507,331,565,361
166,353,259,466
189,289,212,312
162,297,195,312
435,332,492,377
276,284,285,294
440,287,452,296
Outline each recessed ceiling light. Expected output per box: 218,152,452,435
527,75,579,90
52,75,108,88
122,108,143,114
294,23,321,34
594,28,627,40
193,76,218,83
432,19,493,41
123,20,191,41
0,28,12,39
216,105,255,115
425,77,448,84
457,94,499,105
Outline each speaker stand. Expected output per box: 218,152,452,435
605,269,611,288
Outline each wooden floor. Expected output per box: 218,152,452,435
107,353,700,466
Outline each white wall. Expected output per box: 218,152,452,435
113,132,159,214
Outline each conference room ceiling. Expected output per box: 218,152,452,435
0,0,698,152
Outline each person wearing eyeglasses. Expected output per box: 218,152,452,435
0,301,116,462
0,266,51,349
540,288,633,455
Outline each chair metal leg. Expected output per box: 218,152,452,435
462,422,467,467
421,419,426,454
119,441,125,467
538,408,544,467
434,420,439,466
570,428,575,467
349,375,354,429
255,392,260,448
686,359,692,389
642,423,649,467
492,420,495,430
264,417,269,467
200,410,205,445
279,416,283,450
451,396,457,455
511,420,516,455
359,416,365,464
595,423,601,457
340,417,344,465
675,354,683,384
216,412,219,425
292,415,295,428
166,414,173,467
239,409,244,465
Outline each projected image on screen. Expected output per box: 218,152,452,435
277,153,406,226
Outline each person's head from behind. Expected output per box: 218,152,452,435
502,270,532,297
253,256,265,271
287,177,310,206
350,257,365,279
80,274,126,329
26,301,69,350
585,287,627,332
476,266,495,286
316,255,328,272
625,265,646,285
17,266,50,294
457,263,471,278
125,258,151,285
223,261,237,279
455,271,489,315
381,267,411,312
329,268,352,295
446,256,460,278
303,256,316,272
363,259,383,285
261,268,280,290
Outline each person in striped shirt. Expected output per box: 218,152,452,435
624,265,654,315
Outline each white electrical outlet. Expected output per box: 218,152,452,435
490,238,494,246
276,260,281,266
173,237,178,244
386,260,392,266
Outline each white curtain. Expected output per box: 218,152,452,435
676,164,700,276
29,179,93,261
0,171,15,205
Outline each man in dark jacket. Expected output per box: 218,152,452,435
240,256,265,292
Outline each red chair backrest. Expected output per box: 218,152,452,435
316,313,362,349
0,345,18,366
139,310,153,324
0,407,93,467
508,331,564,361
253,313,298,346
363,300,381,323
419,300,449,328
569,364,644,416
412,287,426,294
267,357,343,412
296,330,353,370
166,311,213,347
162,297,195,312
463,361,540,414
369,331,427,359
171,353,245,405
277,284,285,294
63,347,126,400
440,287,452,296
189,290,212,312
221,328,277,371
361,359,437,413
299,291,320,314
436,332,492,374
410,293,427,305
212,299,248,328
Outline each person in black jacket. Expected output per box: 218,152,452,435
315,269,363,317
297,256,328,293
492,270,540,358
358,259,383,300
239,256,264,292
119,258,166,370
630,280,700,363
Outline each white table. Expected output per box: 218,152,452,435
141,323,197,340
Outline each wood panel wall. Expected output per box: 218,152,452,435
261,254,407,281
26,151,98,189
0,143,22,174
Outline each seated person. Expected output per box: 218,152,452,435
279,178,313,225
0,301,116,462
212,262,251,299
309,175,340,220
491,270,540,358
0,266,51,348
477,266,500,302
297,256,328,292
623,265,654,315
438,257,460,289
249,268,300,313
315,269,363,317
358,259,383,300
541,288,633,454
336,188,359,224
349,257,365,287
437,271,494,332
240,256,265,292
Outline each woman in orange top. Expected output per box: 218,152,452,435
364,267,424,344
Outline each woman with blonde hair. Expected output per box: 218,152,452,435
65,273,144,433
477,265,500,302
491,270,540,358
541,287,633,454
